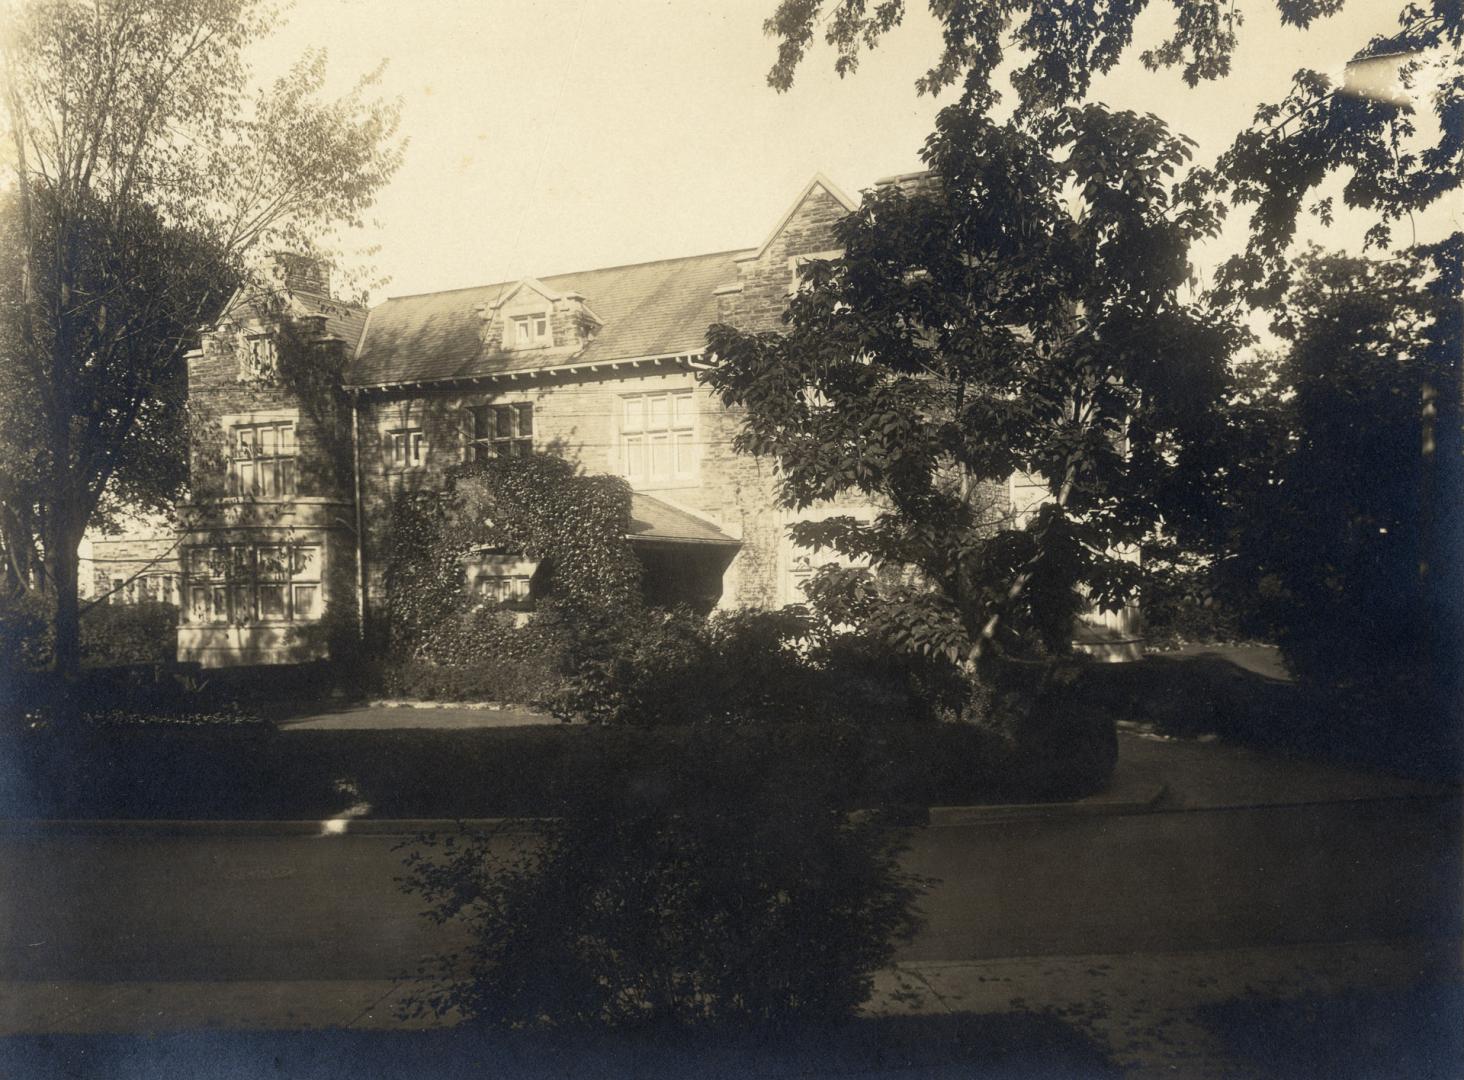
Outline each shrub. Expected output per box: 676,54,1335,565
397,726,925,1031
0,594,178,672
380,607,571,704
79,600,178,666
0,591,51,674
545,604,711,725
980,658,1119,798
547,605,960,727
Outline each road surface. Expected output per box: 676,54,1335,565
2,796,1457,983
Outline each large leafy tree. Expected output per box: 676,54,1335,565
764,0,1460,298
736,0,1459,673
1206,243,1461,714
0,0,402,675
706,105,1238,664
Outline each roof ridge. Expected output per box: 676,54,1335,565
382,246,754,303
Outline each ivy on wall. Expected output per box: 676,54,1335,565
383,453,641,663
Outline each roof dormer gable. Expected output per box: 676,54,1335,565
735,173,857,268
477,278,603,354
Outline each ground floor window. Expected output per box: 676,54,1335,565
464,554,537,611
184,542,322,624
104,573,177,605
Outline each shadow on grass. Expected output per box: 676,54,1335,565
1194,980,1464,1080
2,1011,1119,1079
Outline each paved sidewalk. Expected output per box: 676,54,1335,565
871,937,1461,1079
4,938,1457,1077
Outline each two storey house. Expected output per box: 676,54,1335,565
173,173,1144,667
177,176,885,666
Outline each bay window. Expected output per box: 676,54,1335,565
185,542,323,624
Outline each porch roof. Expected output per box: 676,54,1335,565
627,493,740,546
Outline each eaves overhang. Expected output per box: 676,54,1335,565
344,351,707,396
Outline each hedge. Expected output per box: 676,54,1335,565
1,711,1115,821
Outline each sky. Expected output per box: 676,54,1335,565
254,0,1459,303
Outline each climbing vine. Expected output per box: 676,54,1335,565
383,453,641,662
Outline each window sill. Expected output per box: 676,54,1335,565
183,619,321,628
628,478,701,492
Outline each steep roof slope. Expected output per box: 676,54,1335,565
346,249,747,388
293,289,370,350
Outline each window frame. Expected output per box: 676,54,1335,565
240,333,278,382
509,311,551,348
183,542,323,625
621,389,697,487
468,402,534,461
229,419,297,498
387,427,427,471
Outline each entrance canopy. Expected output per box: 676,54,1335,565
626,493,740,548
626,493,739,611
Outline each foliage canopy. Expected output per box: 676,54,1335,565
706,104,1239,662
0,0,403,672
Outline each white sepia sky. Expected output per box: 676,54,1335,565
256,0,1460,302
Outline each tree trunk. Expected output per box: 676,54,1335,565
44,508,84,680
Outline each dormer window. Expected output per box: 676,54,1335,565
511,312,551,347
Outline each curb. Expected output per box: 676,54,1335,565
364,700,551,714
927,781,1167,825
0,816,548,838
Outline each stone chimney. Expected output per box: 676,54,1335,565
272,252,332,297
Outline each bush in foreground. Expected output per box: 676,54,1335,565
398,727,926,1031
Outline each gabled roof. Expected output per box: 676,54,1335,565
734,173,857,265
627,493,740,546
215,285,369,352
346,248,749,388
292,289,369,349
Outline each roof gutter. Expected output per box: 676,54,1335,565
344,352,705,395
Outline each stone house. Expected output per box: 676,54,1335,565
169,173,1140,667
173,175,892,666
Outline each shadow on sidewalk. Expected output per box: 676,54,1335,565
1195,979,1464,1080
1,1011,1119,1080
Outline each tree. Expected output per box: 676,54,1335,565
1208,243,1461,720
0,0,403,676
705,104,1238,667
763,0,1460,300
743,0,1459,675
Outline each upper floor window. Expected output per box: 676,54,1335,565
510,312,551,347
388,428,426,470
622,390,696,486
240,334,278,382
787,249,845,295
469,403,533,461
230,420,296,497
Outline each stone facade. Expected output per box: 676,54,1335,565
176,275,362,666
167,174,1133,667
86,534,180,604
